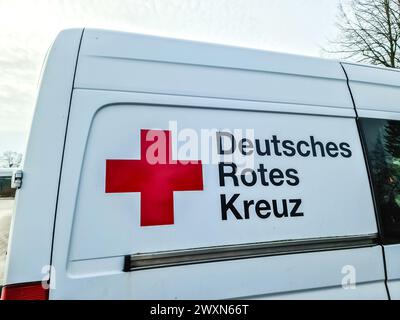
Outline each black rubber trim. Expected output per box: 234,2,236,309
123,235,377,272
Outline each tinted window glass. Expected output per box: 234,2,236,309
360,118,400,244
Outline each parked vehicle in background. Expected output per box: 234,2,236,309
0,169,16,199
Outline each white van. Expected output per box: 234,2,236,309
2,28,400,300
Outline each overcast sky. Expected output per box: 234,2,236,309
0,0,340,154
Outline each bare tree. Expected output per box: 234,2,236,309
331,0,400,68
1,151,22,168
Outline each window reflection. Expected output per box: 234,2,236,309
360,118,400,243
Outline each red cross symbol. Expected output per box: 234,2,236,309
105,129,203,227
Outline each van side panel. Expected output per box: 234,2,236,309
53,246,387,299
44,29,385,299
50,88,381,299
75,29,355,117
4,29,84,285
342,62,400,120
384,245,400,299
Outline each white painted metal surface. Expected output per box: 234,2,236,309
58,90,376,262
49,87,380,298
6,28,400,299
3,29,84,285
75,29,354,117
383,245,400,299
52,246,387,299
343,62,400,119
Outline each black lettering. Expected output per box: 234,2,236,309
218,162,238,187
273,199,288,217
243,200,254,219
255,139,271,156
240,168,257,186
220,194,242,220
297,141,311,157
286,168,299,186
269,168,285,186
326,142,339,157
310,136,325,157
256,164,269,186
255,200,271,218
217,132,236,155
282,140,296,157
238,138,254,155
289,199,303,217
339,142,352,158
271,135,282,156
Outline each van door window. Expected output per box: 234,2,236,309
360,118,400,244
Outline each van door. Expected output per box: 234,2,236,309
49,88,387,299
